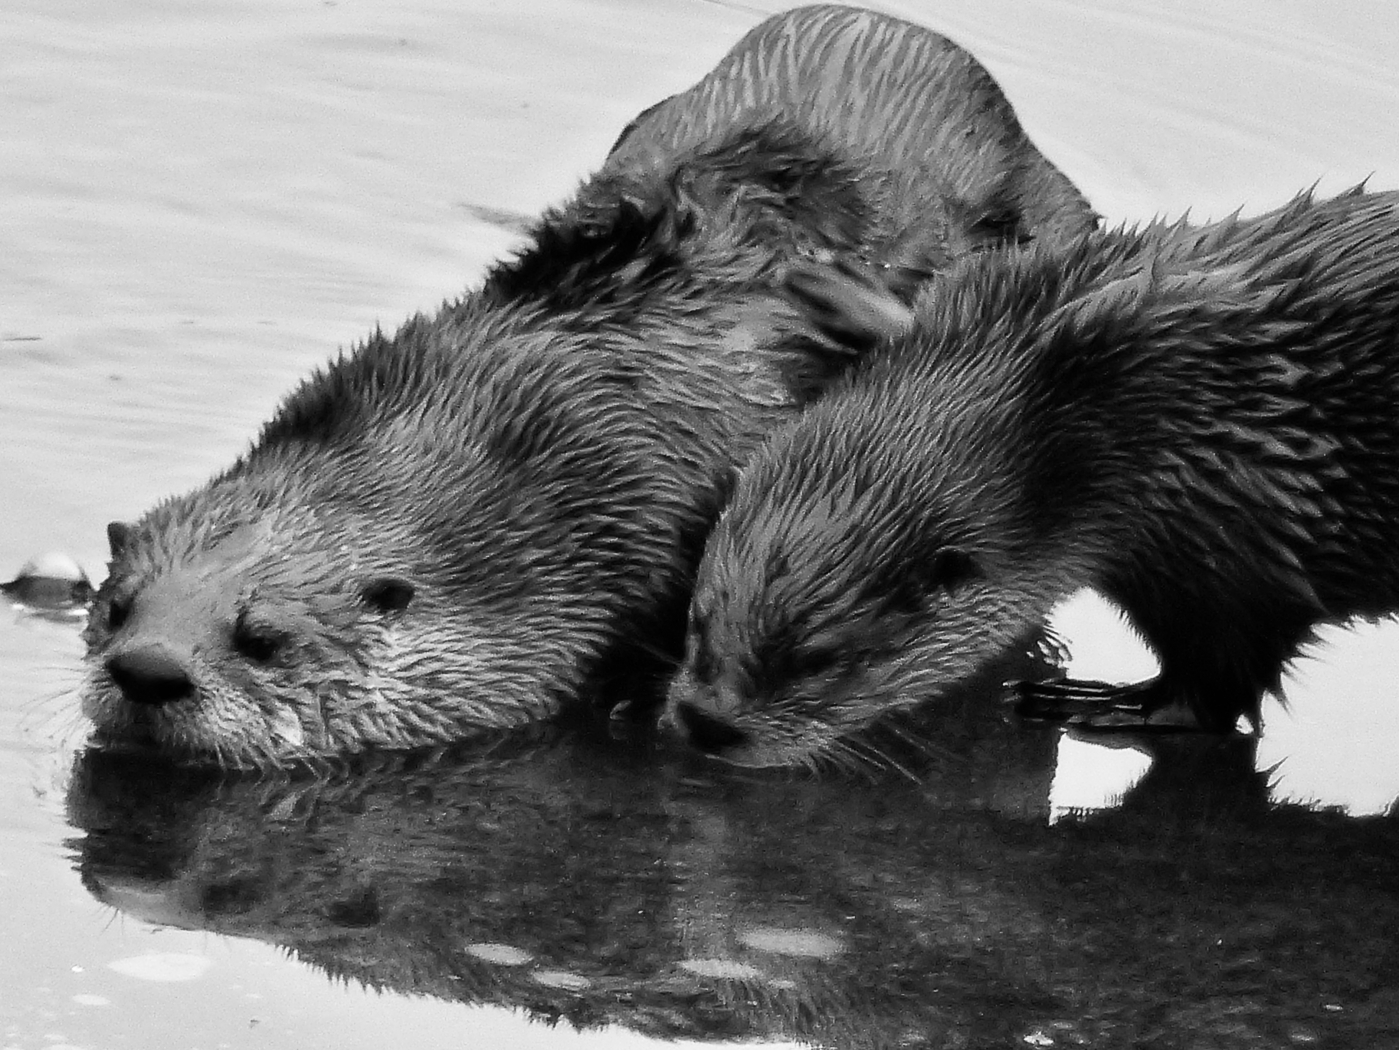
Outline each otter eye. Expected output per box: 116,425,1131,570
876,545,981,615
107,596,132,631
233,615,284,664
360,577,414,614
789,648,839,679
929,548,980,592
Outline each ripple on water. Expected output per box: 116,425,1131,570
735,926,844,960
106,953,213,982
462,942,534,967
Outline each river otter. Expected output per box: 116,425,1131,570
667,186,1399,768
80,6,1095,767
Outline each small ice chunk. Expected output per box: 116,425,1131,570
2,551,93,608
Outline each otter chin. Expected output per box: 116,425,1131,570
668,186,1399,769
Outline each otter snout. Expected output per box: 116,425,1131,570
105,644,195,707
674,699,748,754
665,668,752,758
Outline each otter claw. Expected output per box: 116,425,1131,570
1012,679,1202,731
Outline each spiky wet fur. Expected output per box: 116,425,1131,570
81,128,850,766
80,4,1098,768
672,186,1399,767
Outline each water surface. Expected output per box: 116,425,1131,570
4,2,1398,1047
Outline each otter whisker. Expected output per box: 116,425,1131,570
818,734,877,780
870,717,944,766
844,735,921,785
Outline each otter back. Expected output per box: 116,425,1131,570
608,4,1096,286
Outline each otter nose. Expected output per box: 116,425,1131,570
674,700,748,754
106,645,195,706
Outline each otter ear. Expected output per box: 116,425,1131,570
782,258,915,355
106,521,135,559
360,577,415,614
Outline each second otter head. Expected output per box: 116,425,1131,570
664,260,1064,768
664,421,1032,770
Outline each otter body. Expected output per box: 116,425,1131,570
606,4,1095,282
81,6,1095,767
669,188,1399,768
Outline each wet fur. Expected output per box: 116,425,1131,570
669,187,1399,767
81,5,1096,767
84,128,866,765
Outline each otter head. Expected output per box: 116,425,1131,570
87,504,402,766
665,261,1059,769
665,450,1028,770
80,448,562,768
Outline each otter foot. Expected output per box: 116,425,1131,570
1012,678,1206,731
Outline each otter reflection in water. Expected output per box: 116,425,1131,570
66,698,1399,1048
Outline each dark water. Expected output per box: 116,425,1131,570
55,705,1399,1049
4,1,1399,1047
